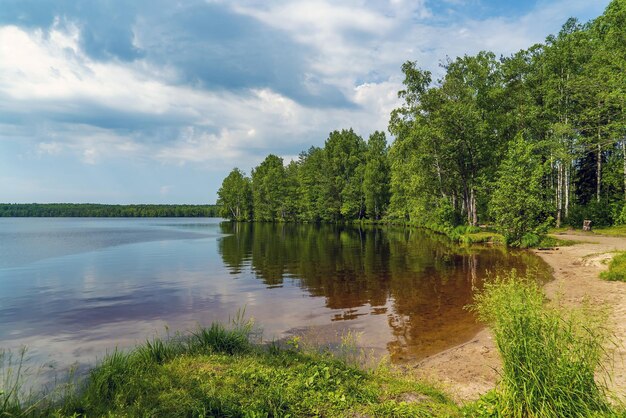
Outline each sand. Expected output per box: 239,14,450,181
410,231,626,403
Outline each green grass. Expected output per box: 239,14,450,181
466,271,620,418
61,350,457,417
594,225,626,237
4,319,458,417
601,252,626,282
536,235,582,248
459,231,505,245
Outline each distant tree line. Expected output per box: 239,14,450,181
0,204,220,217
218,0,626,245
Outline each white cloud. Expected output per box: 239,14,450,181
37,142,63,155
0,0,611,173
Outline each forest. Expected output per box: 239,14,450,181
218,0,626,246
0,203,220,217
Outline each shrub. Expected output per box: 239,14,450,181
469,271,614,417
615,205,626,225
566,200,615,228
520,232,541,249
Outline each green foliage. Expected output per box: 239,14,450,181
469,271,615,417
567,199,616,228
615,203,626,225
600,252,626,282
189,322,252,355
217,168,252,221
363,131,391,220
217,0,626,236
593,224,626,237
322,129,367,221
252,155,287,222
0,203,220,217
490,136,550,246
296,147,325,222
1,348,28,416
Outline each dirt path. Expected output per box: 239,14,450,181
410,232,626,403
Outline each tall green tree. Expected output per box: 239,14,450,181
251,155,286,221
490,135,549,246
591,0,626,202
297,147,325,222
321,129,367,221
363,131,390,219
217,168,252,221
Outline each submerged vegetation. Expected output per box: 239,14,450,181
218,0,626,247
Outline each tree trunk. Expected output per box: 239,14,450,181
623,138,626,201
470,188,477,226
597,141,602,203
565,162,570,220
556,163,562,228
434,150,445,198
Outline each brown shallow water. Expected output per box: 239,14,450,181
0,218,550,383
218,222,551,362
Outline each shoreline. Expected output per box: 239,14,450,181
410,231,626,403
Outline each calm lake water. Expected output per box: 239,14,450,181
0,218,549,378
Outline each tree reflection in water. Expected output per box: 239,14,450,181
218,222,549,361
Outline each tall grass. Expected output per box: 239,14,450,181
469,271,616,417
1,348,27,415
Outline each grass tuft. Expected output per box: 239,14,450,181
468,270,617,417
601,252,626,282
189,322,252,355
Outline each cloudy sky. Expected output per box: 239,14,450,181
0,0,610,204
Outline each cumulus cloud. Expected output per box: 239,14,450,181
0,0,611,202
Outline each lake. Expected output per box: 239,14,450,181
0,218,548,380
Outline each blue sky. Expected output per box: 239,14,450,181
0,0,610,204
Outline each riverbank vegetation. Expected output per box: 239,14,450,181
1,321,459,417
467,271,619,417
218,0,626,247
0,203,220,217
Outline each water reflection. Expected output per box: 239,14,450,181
218,222,549,360
0,218,550,384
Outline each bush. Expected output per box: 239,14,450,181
566,200,615,228
520,233,541,249
615,203,626,226
469,271,614,417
